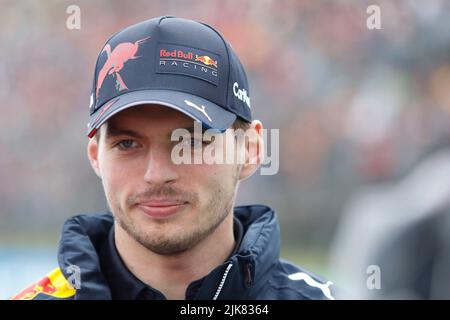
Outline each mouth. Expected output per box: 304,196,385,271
136,199,188,219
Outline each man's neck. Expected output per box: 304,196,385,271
114,214,236,300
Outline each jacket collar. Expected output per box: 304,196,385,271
204,205,280,299
57,205,279,300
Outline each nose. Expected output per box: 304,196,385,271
143,143,179,185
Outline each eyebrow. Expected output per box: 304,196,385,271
104,124,206,140
105,124,145,140
177,124,209,134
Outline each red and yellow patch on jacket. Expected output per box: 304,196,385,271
10,267,76,300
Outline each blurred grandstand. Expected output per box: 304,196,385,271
1,0,450,298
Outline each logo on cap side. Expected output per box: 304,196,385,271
233,82,251,109
96,37,151,98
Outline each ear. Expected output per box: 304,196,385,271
239,120,264,181
87,136,102,179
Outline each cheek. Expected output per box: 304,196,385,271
99,156,138,202
187,164,237,196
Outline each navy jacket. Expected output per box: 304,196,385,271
12,205,335,300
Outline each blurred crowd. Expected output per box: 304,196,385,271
2,0,450,297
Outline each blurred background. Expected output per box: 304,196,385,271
2,0,450,299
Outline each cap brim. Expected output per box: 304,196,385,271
87,89,237,138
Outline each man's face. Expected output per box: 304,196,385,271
89,105,241,255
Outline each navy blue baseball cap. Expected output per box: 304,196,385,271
87,16,252,138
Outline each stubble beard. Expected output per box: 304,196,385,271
109,169,240,256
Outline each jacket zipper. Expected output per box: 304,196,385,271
212,262,233,300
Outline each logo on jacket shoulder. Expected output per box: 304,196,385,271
288,272,335,300
10,267,76,300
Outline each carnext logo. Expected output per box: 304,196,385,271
233,82,251,109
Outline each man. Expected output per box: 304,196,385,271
12,16,334,300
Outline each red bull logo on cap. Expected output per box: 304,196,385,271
160,49,194,60
195,55,218,68
157,43,220,86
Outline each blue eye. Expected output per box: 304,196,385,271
116,139,138,150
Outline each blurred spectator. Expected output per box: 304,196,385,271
330,145,450,298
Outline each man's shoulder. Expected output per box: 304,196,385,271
10,267,76,300
264,259,336,300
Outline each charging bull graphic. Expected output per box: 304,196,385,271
195,54,217,68
96,37,151,97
